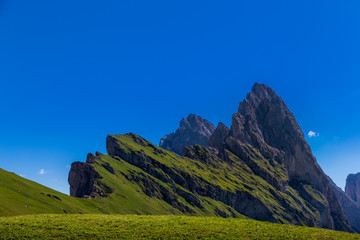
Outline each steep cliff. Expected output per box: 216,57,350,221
345,173,360,204
213,83,350,231
329,176,360,233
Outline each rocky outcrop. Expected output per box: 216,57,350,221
159,114,216,155
345,173,360,204
68,161,104,198
207,122,229,155
86,153,96,163
329,177,360,232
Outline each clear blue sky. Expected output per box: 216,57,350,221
1,1,360,194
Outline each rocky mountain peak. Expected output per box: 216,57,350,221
179,114,215,137
67,83,352,232
159,114,215,155
345,173,360,203
216,83,348,231
230,83,324,189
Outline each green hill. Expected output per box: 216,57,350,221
0,165,190,217
68,133,347,228
0,132,353,231
0,214,359,240
0,168,105,216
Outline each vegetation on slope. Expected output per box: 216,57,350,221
0,132,349,232
0,168,105,216
89,133,331,226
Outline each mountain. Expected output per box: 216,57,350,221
329,176,360,232
215,83,350,231
346,173,360,203
68,83,352,232
159,114,216,155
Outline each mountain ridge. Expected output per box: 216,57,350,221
68,83,352,232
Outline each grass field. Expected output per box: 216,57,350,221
0,214,359,239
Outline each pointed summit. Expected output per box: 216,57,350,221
250,82,278,99
231,83,317,186
159,114,215,155
252,82,276,94
225,83,349,231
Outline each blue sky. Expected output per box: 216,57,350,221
1,1,360,194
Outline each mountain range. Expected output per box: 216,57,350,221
1,83,360,233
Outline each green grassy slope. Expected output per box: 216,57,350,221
85,151,245,217
0,166,192,217
0,214,359,240
0,168,105,216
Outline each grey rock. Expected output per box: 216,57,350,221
102,162,115,174
329,176,360,232
231,83,325,189
207,122,229,155
68,161,103,198
345,173,360,203
227,83,350,231
184,144,219,165
86,153,95,163
159,114,216,155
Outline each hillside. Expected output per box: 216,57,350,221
1,214,359,240
69,132,348,229
0,168,103,216
69,135,246,217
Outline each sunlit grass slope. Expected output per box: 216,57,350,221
0,167,185,217
0,214,359,240
0,168,105,216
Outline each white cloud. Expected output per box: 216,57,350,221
39,169,46,175
308,131,319,138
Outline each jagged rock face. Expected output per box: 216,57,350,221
207,122,229,155
212,83,351,231
230,83,327,192
329,177,360,232
68,161,103,198
86,153,95,163
159,114,216,155
345,173,360,203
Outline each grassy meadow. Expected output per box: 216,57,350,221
0,214,360,240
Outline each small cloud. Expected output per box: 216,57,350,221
65,165,70,169
308,131,319,138
39,169,46,175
